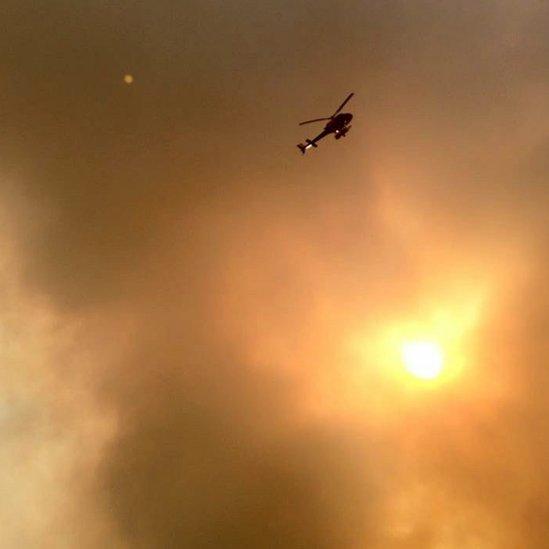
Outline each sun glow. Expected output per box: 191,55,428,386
347,291,487,402
401,340,444,380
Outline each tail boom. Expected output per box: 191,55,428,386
297,139,318,154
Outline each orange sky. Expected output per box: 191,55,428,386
1,1,548,547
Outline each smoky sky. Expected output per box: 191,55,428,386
1,1,548,548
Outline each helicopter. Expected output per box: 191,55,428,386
297,92,354,154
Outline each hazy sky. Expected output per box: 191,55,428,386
1,1,548,547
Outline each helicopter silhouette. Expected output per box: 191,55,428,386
297,93,354,154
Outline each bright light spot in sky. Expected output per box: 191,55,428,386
401,341,444,380
123,74,134,84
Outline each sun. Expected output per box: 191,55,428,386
401,340,444,380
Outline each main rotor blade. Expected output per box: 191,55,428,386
299,117,332,126
332,92,354,116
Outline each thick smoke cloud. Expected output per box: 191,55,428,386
1,1,548,547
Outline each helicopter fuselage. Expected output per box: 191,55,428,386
325,112,353,132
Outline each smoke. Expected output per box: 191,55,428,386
1,1,548,547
